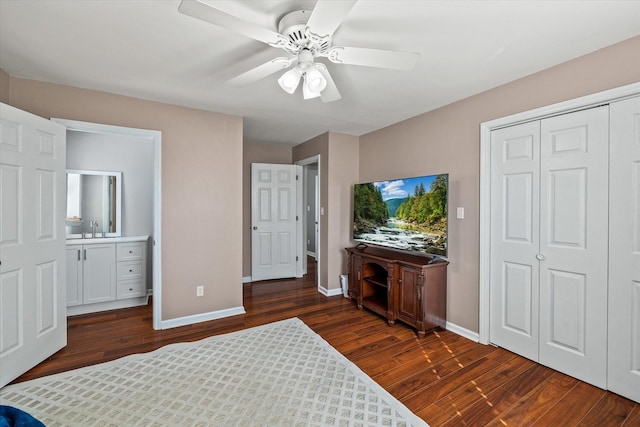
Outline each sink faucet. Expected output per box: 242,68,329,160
91,220,99,238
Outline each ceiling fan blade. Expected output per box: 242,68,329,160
178,0,293,51
315,63,341,103
325,46,420,71
227,57,296,87
305,0,358,40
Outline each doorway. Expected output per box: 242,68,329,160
52,119,163,329
296,155,321,288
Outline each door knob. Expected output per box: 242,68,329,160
536,254,545,261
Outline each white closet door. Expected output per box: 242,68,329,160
538,106,609,388
489,121,541,361
608,96,640,402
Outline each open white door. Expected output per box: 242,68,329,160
1,103,67,387
251,163,300,281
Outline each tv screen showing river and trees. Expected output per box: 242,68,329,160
353,174,448,256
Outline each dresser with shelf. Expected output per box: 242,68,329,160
346,245,448,335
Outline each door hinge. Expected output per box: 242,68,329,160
296,256,299,261
296,175,299,180
296,215,299,221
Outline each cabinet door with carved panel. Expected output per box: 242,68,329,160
397,265,421,327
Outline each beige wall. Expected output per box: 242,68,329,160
327,132,359,289
0,68,9,103
242,140,292,278
5,76,244,321
359,36,640,333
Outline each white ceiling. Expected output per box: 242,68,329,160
1,0,639,145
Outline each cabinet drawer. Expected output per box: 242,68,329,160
117,242,145,261
117,260,144,281
117,280,146,299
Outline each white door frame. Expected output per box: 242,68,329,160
52,119,163,330
296,155,321,288
478,82,640,344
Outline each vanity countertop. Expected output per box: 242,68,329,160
66,235,149,245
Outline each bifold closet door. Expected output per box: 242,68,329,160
608,96,640,402
490,106,610,389
538,106,609,388
489,121,541,362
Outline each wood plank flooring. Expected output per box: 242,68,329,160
12,261,639,426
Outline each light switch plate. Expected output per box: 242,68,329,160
457,207,464,219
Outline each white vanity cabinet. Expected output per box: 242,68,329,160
66,236,149,316
116,242,146,299
66,243,116,306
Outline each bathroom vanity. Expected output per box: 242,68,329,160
66,236,149,315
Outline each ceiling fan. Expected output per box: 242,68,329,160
178,0,420,102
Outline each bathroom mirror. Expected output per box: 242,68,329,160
66,169,122,238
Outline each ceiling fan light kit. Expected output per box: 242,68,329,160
278,48,328,98
178,0,420,103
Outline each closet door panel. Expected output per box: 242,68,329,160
608,95,640,403
539,106,609,388
489,121,540,361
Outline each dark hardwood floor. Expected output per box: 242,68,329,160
12,260,639,426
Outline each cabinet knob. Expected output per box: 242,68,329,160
536,253,545,261
129,269,133,272
398,279,403,285
129,250,133,254
129,288,133,291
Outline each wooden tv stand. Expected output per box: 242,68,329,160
346,246,448,336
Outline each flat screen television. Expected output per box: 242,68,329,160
353,173,448,257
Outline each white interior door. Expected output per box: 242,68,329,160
489,121,541,361
538,106,609,388
608,95,640,402
0,103,67,387
251,163,298,281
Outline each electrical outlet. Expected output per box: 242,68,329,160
196,285,204,297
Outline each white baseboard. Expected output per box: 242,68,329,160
67,296,149,316
318,286,343,297
158,306,246,330
446,321,480,342
242,276,252,283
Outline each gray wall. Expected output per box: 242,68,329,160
67,130,154,290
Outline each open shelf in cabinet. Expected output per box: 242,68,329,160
361,262,389,320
